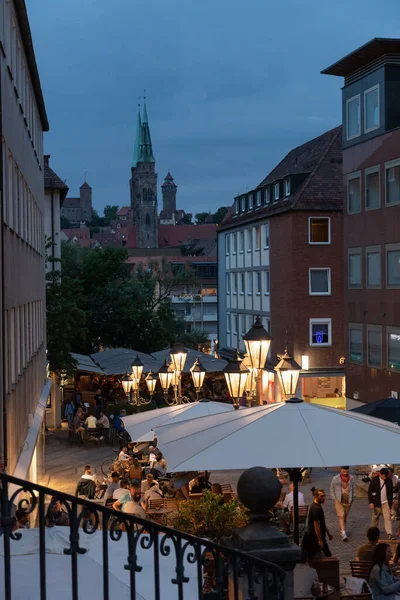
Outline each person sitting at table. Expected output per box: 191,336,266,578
294,533,321,598
191,474,211,494
153,457,167,478
142,481,164,511
15,508,30,529
85,412,98,439
369,543,400,600
46,498,70,527
129,457,142,482
72,408,85,440
141,473,160,496
104,472,121,504
113,478,128,499
113,482,146,520
118,446,131,461
356,526,380,562
279,483,306,534
114,409,127,432
97,411,110,430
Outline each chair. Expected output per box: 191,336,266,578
349,562,371,580
75,479,96,500
220,484,233,493
289,505,309,536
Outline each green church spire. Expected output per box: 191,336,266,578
138,101,155,163
132,108,142,167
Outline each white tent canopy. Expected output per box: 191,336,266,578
154,399,400,472
122,400,236,443
0,527,198,599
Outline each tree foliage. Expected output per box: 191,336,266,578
60,216,71,229
212,206,229,224
103,205,120,225
195,212,211,224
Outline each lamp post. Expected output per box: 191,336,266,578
223,350,249,410
190,357,206,400
243,316,272,406
170,344,188,404
158,360,173,400
145,370,157,400
121,373,133,403
131,355,144,404
275,348,302,545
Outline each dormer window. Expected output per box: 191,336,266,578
346,94,360,140
284,178,291,197
364,85,379,133
274,183,280,201
234,198,239,214
240,196,246,212
265,187,270,204
256,190,261,207
248,194,254,210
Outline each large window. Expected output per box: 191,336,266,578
226,312,231,333
264,270,270,295
264,223,270,248
255,272,261,295
240,272,245,295
232,273,237,294
255,226,261,250
256,190,261,207
308,217,330,244
347,173,361,214
239,230,244,253
365,167,380,210
284,179,291,197
225,273,230,294
247,272,253,294
367,325,382,368
348,249,362,288
232,232,237,254
225,234,230,255
364,85,380,133
248,194,254,210
309,268,331,295
346,94,360,140
241,196,246,212
386,161,400,206
265,187,270,204
234,199,239,215
274,183,280,201
247,229,252,252
366,246,381,288
309,318,332,347
388,328,400,372
387,244,400,287
349,324,363,364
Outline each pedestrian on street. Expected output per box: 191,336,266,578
388,467,399,520
307,487,333,557
330,466,356,542
368,467,395,540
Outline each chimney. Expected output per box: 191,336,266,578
44,155,50,166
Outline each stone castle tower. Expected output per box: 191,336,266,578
79,181,92,223
161,172,177,221
130,103,158,248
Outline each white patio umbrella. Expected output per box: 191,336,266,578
122,399,236,443
0,526,198,600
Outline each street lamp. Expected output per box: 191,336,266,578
121,373,132,397
130,355,144,404
223,350,249,410
190,357,206,400
242,355,256,407
274,348,302,399
243,316,271,405
158,360,173,398
170,344,188,404
145,370,157,399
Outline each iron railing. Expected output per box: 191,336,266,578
0,472,285,600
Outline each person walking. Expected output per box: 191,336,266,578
307,487,333,557
368,467,395,540
330,466,356,542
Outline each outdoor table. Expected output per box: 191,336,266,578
317,583,334,598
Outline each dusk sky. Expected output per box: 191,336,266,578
27,0,400,215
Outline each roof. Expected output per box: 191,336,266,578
43,157,68,202
80,182,92,189
61,227,91,240
117,206,132,216
161,172,177,188
90,348,162,375
14,0,49,131
151,347,227,373
158,224,217,247
322,38,400,77
71,353,105,374
220,126,342,231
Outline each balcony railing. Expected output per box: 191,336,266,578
0,472,285,600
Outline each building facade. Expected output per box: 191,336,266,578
323,38,400,405
61,181,92,226
218,127,345,405
0,0,51,476
44,155,68,274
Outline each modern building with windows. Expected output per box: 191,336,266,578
0,0,51,477
218,127,345,405
323,38,400,405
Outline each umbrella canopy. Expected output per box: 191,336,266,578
154,399,400,472
0,527,198,599
122,399,236,442
351,397,400,423
151,347,227,373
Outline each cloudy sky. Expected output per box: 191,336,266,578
27,0,399,215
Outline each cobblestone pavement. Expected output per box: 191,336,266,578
43,435,396,579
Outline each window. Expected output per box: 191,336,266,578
346,94,360,140
240,196,246,212
239,230,244,253
248,194,253,210
284,179,291,197
247,229,252,252
240,314,245,335
232,232,237,254
387,244,400,287
255,272,261,295
308,217,330,244
347,173,361,214
264,223,270,248
255,226,261,250
247,272,253,294
225,234,230,255
309,318,332,347
256,190,261,207
264,270,270,295
366,246,381,288
309,268,331,295
365,167,380,210
234,199,239,215
265,187,270,204
274,183,280,201
233,314,238,335
364,85,379,132
367,325,382,368
388,328,400,371
233,273,237,294
349,324,363,364
226,312,231,333
386,160,400,206
226,273,230,294
348,249,362,288
240,272,245,294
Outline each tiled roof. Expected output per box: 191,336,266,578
44,162,68,202
62,227,91,240
80,182,92,189
117,206,132,216
126,255,216,265
158,224,217,247
220,126,342,231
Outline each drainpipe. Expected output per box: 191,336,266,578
0,60,7,471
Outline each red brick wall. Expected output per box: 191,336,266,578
270,211,344,369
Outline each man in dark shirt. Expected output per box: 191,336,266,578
356,526,380,562
307,488,333,557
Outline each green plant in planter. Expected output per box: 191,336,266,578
171,490,248,542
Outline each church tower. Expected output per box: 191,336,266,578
161,172,177,221
130,102,158,248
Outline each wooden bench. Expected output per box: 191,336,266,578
349,561,370,579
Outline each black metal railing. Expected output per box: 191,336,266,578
0,472,285,600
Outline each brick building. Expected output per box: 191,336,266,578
323,38,400,405
218,127,345,405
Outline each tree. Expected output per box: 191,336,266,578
60,215,71,229
181,328,210,351
181,214,193,225
103,205,120,225
89,209,105,228
212,206,228,224
195,212,211,224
